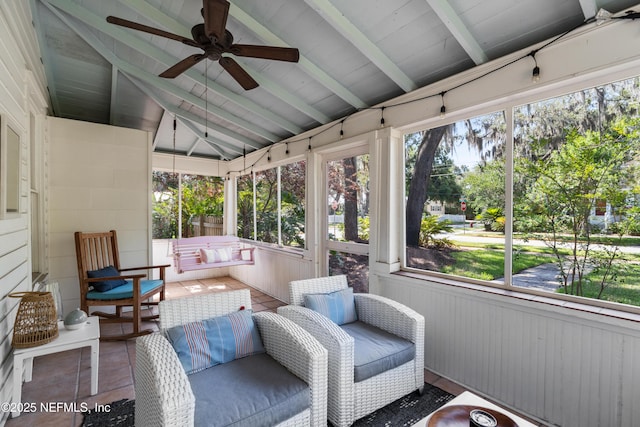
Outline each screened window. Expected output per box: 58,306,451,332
326,153,370,292
404,76,640,310
405,113,506,281
152,172,224,239
237,160,306,248
513,77,640,306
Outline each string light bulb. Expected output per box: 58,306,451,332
340,120,344,139
439,92,447,118
380,107,385,127
285,142,289,155
530,51,540,83
532,65,540,82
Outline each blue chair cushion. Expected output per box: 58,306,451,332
303,287,357,325
86,265,127,292
165,310,265,375
86,279,163,300
188,352,310,427
340,321,416,382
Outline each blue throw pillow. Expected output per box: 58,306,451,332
165,309,265,375
87,265,128,292
303,287,358,326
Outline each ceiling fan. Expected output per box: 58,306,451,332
106,0,299,90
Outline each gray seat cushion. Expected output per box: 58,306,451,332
340,321,415,382
188,352,310,427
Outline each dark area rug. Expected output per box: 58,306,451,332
81,399,134,427
352,383,455,426
81,383,453,427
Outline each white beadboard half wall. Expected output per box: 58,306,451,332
376,273,640,427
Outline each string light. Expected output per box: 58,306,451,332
285,142,289,155
222,14,632,176
530,50,540,83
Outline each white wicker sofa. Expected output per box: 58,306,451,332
278,275,425,427
135,289,328,427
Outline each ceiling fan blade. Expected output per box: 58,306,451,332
203,0,230,42
160,54,207,78
107,16,200,48
219,57,259,90
230,45,300,62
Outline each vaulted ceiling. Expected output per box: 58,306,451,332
30,0,640,160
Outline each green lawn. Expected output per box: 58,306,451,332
441,249,546,281
559,263,640,306
438,245,640,306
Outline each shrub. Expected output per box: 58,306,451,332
418,215,453,248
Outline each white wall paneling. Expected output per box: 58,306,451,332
47,117,153,316
376,274,640,427
0,1,49,425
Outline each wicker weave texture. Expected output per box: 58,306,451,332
136,290,328,427
278,305,355,426
254,312,328,427
135,333,195,427
158,288,252,330
9,292,59,348
283,275,425,427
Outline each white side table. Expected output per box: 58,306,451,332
11,316,100,417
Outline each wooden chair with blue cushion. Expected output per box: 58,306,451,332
74,230,168,340
278,274,425,427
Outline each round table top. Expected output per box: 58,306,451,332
428,404,518,427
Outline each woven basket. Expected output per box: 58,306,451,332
9,291,59,348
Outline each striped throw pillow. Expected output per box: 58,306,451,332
165,309,265,375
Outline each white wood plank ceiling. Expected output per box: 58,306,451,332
30,0,640,160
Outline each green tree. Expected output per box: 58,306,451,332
180,175,224,237
237,175,254,239
152,173,224,239
406,113,505,246
237,162,306,247
461,158,505,222
517,119,640,297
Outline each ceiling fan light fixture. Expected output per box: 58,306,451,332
106,0,299,90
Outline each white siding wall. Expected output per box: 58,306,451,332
0,1,49,425
375,275,640,427
47,118,153,316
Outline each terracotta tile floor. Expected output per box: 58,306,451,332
6,276,543,427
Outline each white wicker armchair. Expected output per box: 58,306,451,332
135,289,328,427
278,275,425,427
